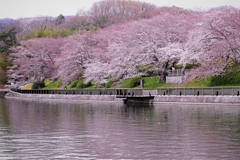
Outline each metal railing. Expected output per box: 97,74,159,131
10,87,240,97
167,69,185,77
11,88,144,97
157,87,240,96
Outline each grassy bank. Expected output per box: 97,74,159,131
120,77,175,89
22,75,240,90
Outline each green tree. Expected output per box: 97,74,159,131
0,27,18,53
0,27,18,84
55,14,65,25
0,65,7,85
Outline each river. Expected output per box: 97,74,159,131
0,98,240,159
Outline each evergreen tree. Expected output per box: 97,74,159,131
0,27,18,84
55,14,65,25
0,27,18,53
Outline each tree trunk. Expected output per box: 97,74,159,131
159,61,169,82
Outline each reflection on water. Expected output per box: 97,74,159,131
0,98,240,159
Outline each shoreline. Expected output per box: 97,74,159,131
5,91,240,106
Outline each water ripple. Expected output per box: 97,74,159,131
0,99,240,159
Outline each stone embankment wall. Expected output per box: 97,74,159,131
5,91,240,104
154,96,240,104
5,92,123,102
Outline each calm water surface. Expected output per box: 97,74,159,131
0,98,240,159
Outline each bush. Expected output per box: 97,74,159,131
210,72,240,86
175,64,183,69
185,63,199,69
76,80,85,88
138,64,156,77
56,79,62,88
32,81,45,89
105,79,118,88
84,81,92,88
129,77,143,88
25,28,77,39
70,80,78,88
73,80,92,88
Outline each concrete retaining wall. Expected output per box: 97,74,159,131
154,96,240,104
5,92,123,102
5,92,240,104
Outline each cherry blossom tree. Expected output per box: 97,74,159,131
55,34,92,85
84,12,197,84
182,7,240,80
8,38,63,86
11,6,240,87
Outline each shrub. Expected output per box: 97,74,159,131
32,81,45,89
105,79,118,88
70,80,78,88
138,64,156,77
147,70,156,77
175,64,183,69
25,28,77,40
85,81,92,88
76,80,85,88
129,77,143,88
56,79,62,88
75,80,92,88
210,72,240,86
185,63,199,69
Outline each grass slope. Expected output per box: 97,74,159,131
21,74,240,90
120,77,176,89
182,77,212,88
